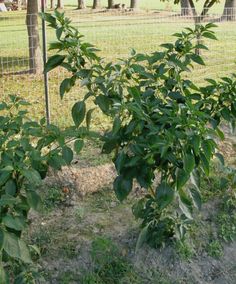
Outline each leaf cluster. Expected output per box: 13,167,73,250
0,95,83,282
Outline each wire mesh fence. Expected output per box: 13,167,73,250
0,8,236,127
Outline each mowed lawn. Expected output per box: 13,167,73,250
0,7,236,127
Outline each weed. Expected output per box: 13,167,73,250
75,206,85,222
217,213,236,242
91,237,129,282
201,168,229,202
81,237,138,284
215,182,236,242
81,273,103,284
30,227,52,256
88,187,117,212
57,270,79,284
137,268,173,284
42,187,67,211
59,242,78,258
206,240,223,258
175,240,195,260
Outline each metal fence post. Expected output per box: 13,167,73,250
41,0,50,125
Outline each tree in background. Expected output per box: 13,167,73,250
177,0,219,22
222,0,236,20
180,0,192,16
108,0,115,8
93,0,101,9
78,0,86,9
26,0,42,74
50,0,54,8
57,0,63,8
130,0,139,9
175,0,235,22
16,0,28,10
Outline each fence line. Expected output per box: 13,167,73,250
0,9,236,127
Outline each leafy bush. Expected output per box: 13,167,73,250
0,96,83,282
43,10,236,248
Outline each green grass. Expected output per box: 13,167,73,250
0,9,235,127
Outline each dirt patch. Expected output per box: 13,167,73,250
218,125,236,163
134,241,236,284
45,163,116,197
30,188,236,284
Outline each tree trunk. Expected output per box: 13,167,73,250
130,0,139,9
93,0,101,9
180,0,192,16
57,0,63,8
17,0,22,10
222,0,236,20
26,0,42,74
78,0,86,9
50,0,54,8
108,0,114,8
18,0,28,10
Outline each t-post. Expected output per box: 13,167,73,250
41,0,51,125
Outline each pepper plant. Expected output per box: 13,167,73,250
43,10,236,247
0,95,86,282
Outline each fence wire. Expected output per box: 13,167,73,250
0,9,236,127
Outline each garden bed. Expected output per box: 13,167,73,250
27,127,236,283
